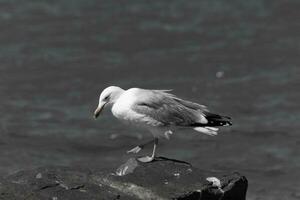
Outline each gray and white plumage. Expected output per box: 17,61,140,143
94,86,232,162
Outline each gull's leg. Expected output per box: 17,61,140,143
138,138,158,163
127,139,154,154
151,137,158,158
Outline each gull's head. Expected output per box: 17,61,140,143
94,86,124,119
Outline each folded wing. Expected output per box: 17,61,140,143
131,90,212,127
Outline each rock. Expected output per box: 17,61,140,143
0,166,132,200
0,158,248,200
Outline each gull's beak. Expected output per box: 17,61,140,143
94,102,106,119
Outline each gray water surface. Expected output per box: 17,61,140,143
0,0,299,199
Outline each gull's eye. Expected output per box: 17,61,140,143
104,96,109,101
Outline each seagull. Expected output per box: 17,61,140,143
94,86,232,162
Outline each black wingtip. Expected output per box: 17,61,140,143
202,111,232,126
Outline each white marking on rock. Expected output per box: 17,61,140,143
206,177,221,188
116,166,129,176
187,168,193,172
35,173,42,179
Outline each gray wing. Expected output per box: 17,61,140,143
131,90,209,127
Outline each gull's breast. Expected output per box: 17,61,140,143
111,90,140,123
111,90,162,128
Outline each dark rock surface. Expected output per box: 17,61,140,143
0,158,247,200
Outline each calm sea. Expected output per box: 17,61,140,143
0,0,299,199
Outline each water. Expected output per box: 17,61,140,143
0,0,299,199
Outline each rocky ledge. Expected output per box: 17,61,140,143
0,157,247,200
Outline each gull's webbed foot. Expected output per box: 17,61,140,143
127,146,142,154
137,156,155,163
126,139,155,154
129,138,158,163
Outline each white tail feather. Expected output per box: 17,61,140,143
193,127,219,136
205,127,219,131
